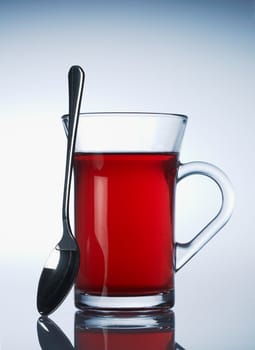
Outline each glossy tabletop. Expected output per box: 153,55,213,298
1,258,255,350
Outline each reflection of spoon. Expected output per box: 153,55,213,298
37,65,85,315
37,317,73,350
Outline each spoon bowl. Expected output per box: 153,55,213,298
37,244,79,315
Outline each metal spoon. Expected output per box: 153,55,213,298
37,65,85,315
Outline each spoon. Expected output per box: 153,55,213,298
37,65,85,315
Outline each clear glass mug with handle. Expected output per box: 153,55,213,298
62,112,234,311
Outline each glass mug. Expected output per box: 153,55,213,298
62,112,234,311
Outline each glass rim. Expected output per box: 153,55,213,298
61,111,188,121
61,111,187,153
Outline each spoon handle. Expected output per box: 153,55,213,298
62,66,85,229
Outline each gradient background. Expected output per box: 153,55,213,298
0,0,254,349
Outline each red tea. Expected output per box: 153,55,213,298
74,153,178,296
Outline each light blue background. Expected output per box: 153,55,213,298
0,1,254,348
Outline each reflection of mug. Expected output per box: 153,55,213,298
75,310,178,350
63,112,234,310
37,311,185,350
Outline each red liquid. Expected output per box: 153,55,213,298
76,329,174,350
74,153,178,296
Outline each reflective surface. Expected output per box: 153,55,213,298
37,310,185,350
1,280,254,350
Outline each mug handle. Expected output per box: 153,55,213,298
175,161,234,271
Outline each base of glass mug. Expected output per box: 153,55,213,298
75,289,174,311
